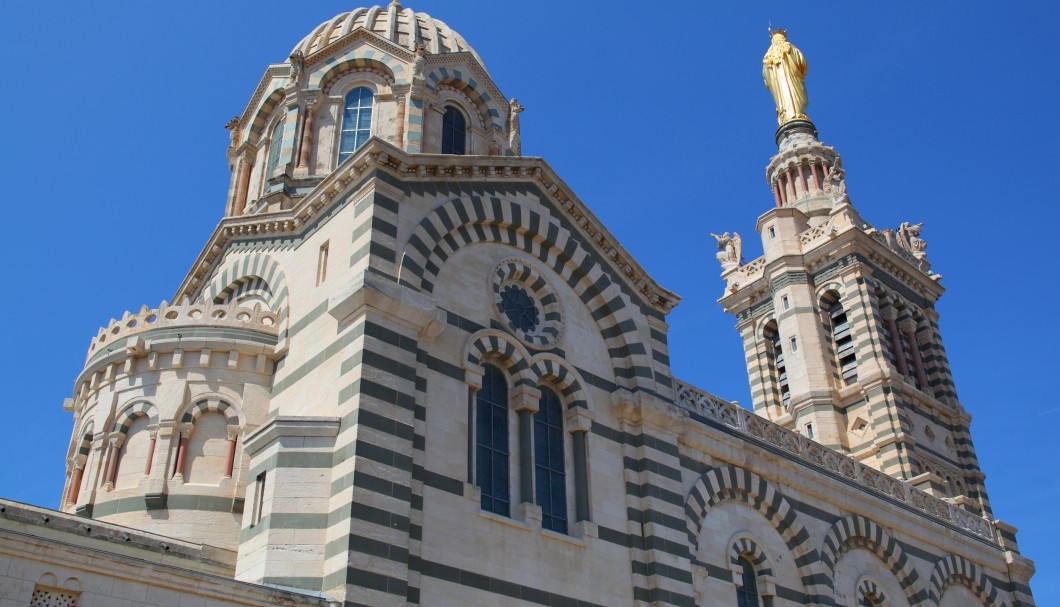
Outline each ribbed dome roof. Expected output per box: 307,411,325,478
292,2,480,64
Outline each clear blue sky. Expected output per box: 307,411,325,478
2,1,1056,601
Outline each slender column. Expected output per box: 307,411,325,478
908,330,930,389
296,103,316,170
796,163,807,198
779,173,789,205
811,161,822,192
572,430,589,522
233,152,254,215
518,410,534,503
174,434,190,478
224,437,237,478
69,464,85,505
144,436,156,475
887,315,910,376
103,440,120,487
773,182,783,207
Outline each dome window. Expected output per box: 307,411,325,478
339,87,374,163
441,106,467,155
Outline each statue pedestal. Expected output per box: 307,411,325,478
775,119,818,147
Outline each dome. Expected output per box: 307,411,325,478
292,1,481,64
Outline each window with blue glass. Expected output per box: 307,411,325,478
476,365,510,516
441,105,467,155
266,119,284,178
736,556,760,607
338,87,373,163
534,388,567,533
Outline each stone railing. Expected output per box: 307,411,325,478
798,218,836,247
673,381,996,543
86,300,280,361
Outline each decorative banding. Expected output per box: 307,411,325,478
491,257,564,350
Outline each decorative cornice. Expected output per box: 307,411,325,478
175,138,679,314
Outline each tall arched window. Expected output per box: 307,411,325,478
476,365,510,516
185,411,230,485
339,87,374,163
114,415,152,490
736,556,760,607
441,105,467,155
265,119,284,178
764,321,790,409
534,388,567,533
823,292,857,384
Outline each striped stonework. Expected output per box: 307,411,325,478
927,554,1005,607
856,577,886,606
111,401,158,433
398,191,655,390
311,47,406,92
684,465,826,603
462,329,530,386
728,536,775,583
424,67,502,130
245,86,287,148
819,515,922,606
201,252,290,331
180,398,240,427
526,356,587,410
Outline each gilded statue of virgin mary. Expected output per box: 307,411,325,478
762,28,809,125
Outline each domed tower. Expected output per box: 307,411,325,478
718,30,992,516
223,0,521,217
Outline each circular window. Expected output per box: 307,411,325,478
492,258,563,349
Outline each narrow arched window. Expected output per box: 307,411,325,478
185,411,230,485
114,415,151,490
824,293,857,384
534,388,567,533
265,119,284,178
736,556,760,607
441,105,467,155
476,365,510,516
339,87,374,163
764,321,789,409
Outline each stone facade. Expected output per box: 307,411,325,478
0,3,1034,607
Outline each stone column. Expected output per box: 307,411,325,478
103,434,123,489
68,457,86,505
907,329,930,389
144,434,157,475
566,409,593,523
295,100,316,172
173,426,192,479
885,311,909,376
512,386,540,506
224,430,239,478
233,150,255,215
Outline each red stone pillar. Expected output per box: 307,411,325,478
104,441,120,486
773,182,783,207
796,164,807,197
174,435,190,478
811,162,822,192
887,316,910,376
69,466,85,504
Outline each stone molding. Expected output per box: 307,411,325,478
674,381,997,544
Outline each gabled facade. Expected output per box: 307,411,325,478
0,4,1035,607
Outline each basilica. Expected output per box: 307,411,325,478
0,3,1035,606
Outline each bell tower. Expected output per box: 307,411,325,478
716,31,992,516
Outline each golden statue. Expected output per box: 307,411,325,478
762,28,809,125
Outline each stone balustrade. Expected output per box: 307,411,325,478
86,300,280,362
673,381,997,543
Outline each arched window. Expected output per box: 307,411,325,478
441,105,467,155
339,87,374,163
736,556,760,607
114,415,152,490
265,119,284,178
476,364,510,516
823,292,857,384
185,411,230,485
534,388,567,533
763,321,790,408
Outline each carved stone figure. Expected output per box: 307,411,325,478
711,232,742,270
825,156,848,206
897,222,927,259
288,50,305,87
762,28,809,125
508,98,524,156
224,116,241,148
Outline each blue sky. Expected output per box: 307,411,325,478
2,1,1056,602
